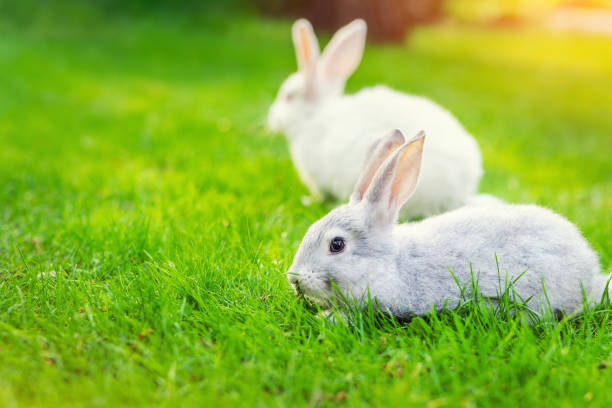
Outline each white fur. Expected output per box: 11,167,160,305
268,19,483,218
288,131,608,319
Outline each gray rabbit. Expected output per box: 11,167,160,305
287,130,609,319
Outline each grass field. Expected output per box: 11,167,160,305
0,4,611,407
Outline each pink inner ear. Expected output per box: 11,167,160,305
299,27,310,66
355,132,404,201
320,23,365,81
324,38,359,79
389,139,424,209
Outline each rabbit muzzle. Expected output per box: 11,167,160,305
287,270,333,307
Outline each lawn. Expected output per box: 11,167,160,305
0,3,611,407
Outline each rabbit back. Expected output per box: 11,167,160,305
395,204,601,315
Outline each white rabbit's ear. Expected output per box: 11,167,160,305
350,129,405,205
319,19,367,85
292,19,320,74
363,131,426,227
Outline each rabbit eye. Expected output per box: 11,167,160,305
285,92,295,101
329,237,345,253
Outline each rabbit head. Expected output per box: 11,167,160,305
267,18,367,132
287,130,425,307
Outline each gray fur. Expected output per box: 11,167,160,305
288,131,607,318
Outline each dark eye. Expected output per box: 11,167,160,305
329,237,345,253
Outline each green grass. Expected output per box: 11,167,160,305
1,5,611,407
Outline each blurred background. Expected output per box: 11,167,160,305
258,0,612,41
4,0,612,39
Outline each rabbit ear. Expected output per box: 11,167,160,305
319,19,367,85
350,129,405,205
292,19,320,74
363,131,426,227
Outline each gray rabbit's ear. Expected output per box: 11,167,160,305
319,19,367,85
350,129,405,205
363,131,426,227
292,19,320,74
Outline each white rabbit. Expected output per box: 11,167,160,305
287,130,608,320
268,19,483,218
